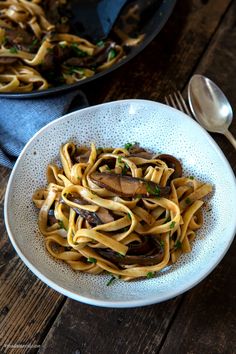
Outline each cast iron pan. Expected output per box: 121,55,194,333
0,0,176,98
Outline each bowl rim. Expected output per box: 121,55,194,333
4,99,236,308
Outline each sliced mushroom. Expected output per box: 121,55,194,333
0,57,18,64
90,172,170,197
66,193,114,226
98,238,164,266
157,154,182,178
129,151,154,159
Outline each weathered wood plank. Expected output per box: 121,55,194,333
0,0,234,353
39,296,182,354
0,256,65,354
184,0,236,171
0,166,65,354
160,3,236,353
38,1,233,353
159,240,236,354
83,0,231,104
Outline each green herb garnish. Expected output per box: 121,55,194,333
189,176,194,180
185,197,191,205
71,43,88,57
170,221,176,229
96,40,104,47
160,240,165,249
87,257,97,264
175,240,182,249
58,220,67,230
108,48,116,61
127,213,131,220
106,275,117,286
147,272,155,279
9,46,18,53
118,156,123,163
122,163,129,175
124,142,133,150
146,182,160,197
59,42,67,49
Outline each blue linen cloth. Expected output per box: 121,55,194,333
0,91,88,169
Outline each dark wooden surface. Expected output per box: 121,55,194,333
1,1,236,353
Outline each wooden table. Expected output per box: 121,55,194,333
1,1,236,353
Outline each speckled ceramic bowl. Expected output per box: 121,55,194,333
4,100,236,307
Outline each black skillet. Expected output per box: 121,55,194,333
0,0,176,98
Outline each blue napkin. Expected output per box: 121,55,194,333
0,91,88,169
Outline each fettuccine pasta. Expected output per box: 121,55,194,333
33,142,212,282
0,0,126,92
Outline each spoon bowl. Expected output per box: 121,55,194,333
188,74,236,149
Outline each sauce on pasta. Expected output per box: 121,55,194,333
0,0,128,92
33,142,212,281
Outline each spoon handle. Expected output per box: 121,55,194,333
224,129,236,150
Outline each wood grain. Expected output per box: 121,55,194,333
159,240,236,354
38,1,234,354
159,3,236,353
0,0,235,353
39,297,182,354
0,256,65,354
83,0,231,104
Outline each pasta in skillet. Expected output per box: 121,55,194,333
33,142,212,282
0,0,125,92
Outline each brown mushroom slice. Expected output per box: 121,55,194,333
129,151,154,159
97,238,164,266
90,172,170,197
0,57,18,64
157,154,182,178
66,193,114,226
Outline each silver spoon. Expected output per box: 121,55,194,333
188,74,236,150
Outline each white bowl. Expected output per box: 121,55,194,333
4,99,236,308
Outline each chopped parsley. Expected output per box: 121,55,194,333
106,275,119,286
170,221,176,229
71,43,88,57
127,213,131,220
175,240,182,249
29,38,38,51
124,142,133,150
160,240,165,249
77,176,81,180
87,257,97,264
185,197,191,205
108,48,117,61
9,46,18,53
189,176,194,180
96,40,104,47
59,42,67,49
122,163,129,175
146,182,160,197
58,220,67,230
147,272,155,279
118,156,123,163
67,66,84,75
